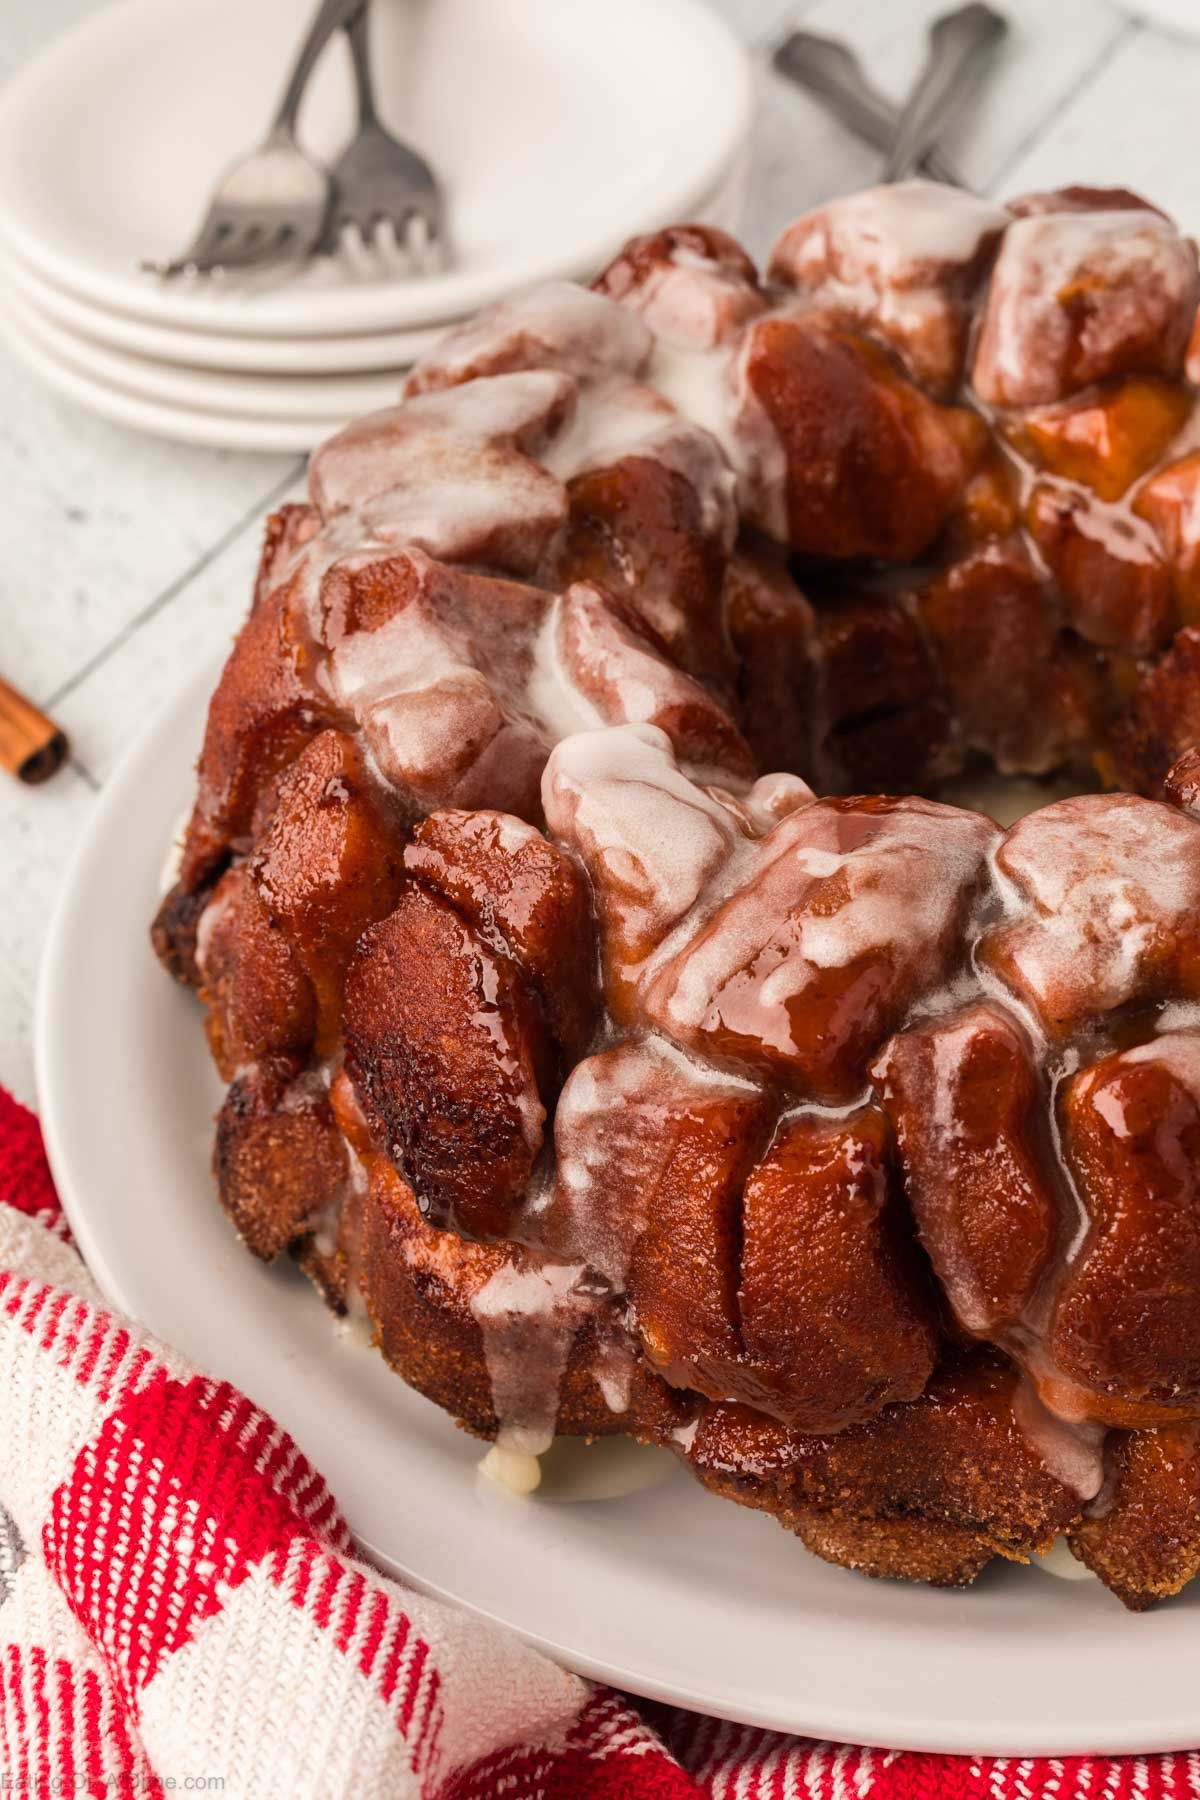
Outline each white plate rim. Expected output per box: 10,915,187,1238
0,303,340,452
0,249,462,373
2,283,409,419
0,0,751,339
33,653,1200,1760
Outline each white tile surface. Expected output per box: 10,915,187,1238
4,0,1200,1108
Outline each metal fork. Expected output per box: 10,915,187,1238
143,0,367,278
321,3,444,261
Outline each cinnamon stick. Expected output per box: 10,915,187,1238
0,675,69,784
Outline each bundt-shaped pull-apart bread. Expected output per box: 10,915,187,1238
156,178,1200,1610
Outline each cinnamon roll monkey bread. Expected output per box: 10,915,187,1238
154,179,1200,1610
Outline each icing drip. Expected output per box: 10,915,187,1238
1033,1536,1095,1581
480,1443,543,1496
1013,1378,1107,1500
544,375,737,543
470,1260,590,1457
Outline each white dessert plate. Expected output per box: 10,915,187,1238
3,285,407,422
36,654,1200,1757
0,0,750,339
0,166,745,453
0,135,746,378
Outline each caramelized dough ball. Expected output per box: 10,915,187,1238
628,1098,939,1433
1135,449,1200,627
547,580,753,779
404,807,597,1055
768,181,1009,395
916,539,1103,769
344,886,551,1239
214,1058,347,1261
980,793,1200,1031
1164,744,1200,817
641,794,1000,1101
558,456,735,697
735,1107,937,1431
739,314,983,559
360,1159,510,1434
972,206,1199,406
180,517,333,889
251,729,404,1055
319,549,549,821
195,866,316,1081
151,879,212,989
547,728,995,1099
1025,485,1173,655
608,1091,936,1434
875,1004,1059,1335
810,591,950,793
593,224,765,348
542,725,812,1018
1112,626,1200,795
684,1353,1081,1587
1071,1422,1200,1608
311,372,575,578
1016,376,1191,502
404,280,653,394
623,1081,769,1400
722,545,816,779
544,1037,767,1288
1048,1037,1200,1426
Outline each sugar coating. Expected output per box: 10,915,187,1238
550,1034,759,1287
770,181,1009,389
973,208,1199,406
405,280,654,389
985,794,1200,1027
543,375,737,543
1087,1029,1200,1142
543,725,755,968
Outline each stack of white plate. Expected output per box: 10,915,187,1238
0,0,751,452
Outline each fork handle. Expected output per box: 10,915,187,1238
772,32,963,187
345,2,378,127
270,0,369,137
881,2,1007,182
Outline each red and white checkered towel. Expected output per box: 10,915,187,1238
0,1085,1193,1799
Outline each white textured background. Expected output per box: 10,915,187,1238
1,0,1195,1103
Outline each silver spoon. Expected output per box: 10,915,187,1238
772,32,965,187
882,3,1008,183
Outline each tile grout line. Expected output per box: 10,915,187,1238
979,14,1141,197
68,755,98,793
42,456,307,713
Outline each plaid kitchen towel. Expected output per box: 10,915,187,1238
0,1085,1188,1799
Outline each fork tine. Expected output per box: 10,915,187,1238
140,215,231,277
